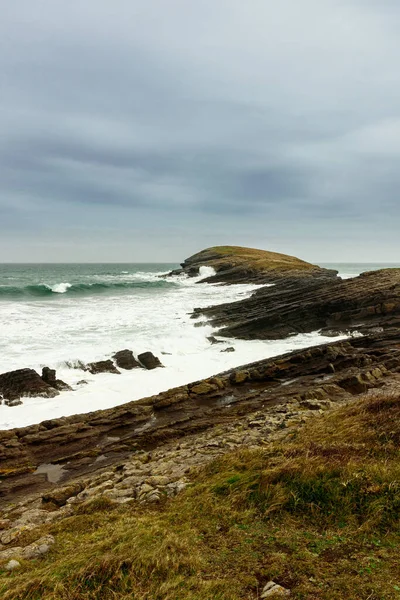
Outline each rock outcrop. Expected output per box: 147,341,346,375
194,268,400,340
41,367,71,392
112,350,141,370
138,352,163,370
169,245,338,284
0,369,60,402
87,360,120,375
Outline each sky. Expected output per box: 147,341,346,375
1,0,400,263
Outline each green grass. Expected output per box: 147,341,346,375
1,391,400,599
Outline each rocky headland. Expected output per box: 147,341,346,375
1,246,400,597
168,245,338,284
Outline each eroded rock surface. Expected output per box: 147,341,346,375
195,268,400,340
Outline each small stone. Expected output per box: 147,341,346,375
5,559,21,571
221,347,235,353
261,581,291,598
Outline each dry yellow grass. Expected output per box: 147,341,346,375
186,245,324,274
1,391,400,599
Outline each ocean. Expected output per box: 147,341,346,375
0,262,398,430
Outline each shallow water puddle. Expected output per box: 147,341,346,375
34,462,67,483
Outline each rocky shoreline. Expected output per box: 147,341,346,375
1,245,400,573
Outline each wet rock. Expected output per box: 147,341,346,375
0,368,60,401
87,360,120,375
5,399,23,407
42,367,72,392
221,347,235,353
112,350,141,370
207,336,224,345
138,352,163,370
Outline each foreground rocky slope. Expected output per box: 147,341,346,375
1,381,399,599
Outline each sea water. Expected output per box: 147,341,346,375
0,262,398,429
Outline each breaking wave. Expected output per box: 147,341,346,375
0,279,176,299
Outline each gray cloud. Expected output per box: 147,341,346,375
1,0,400,261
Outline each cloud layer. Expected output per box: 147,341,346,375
1,0,400,261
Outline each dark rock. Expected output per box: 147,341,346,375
5,399,23,407
197,269,400,340
112,350,141,370
41,367,71,392
87,360,120,375
207,336,224,345
138,352,163,370
76,380,88,386
41,367,57,387
0,368,60,401
221,347,235,353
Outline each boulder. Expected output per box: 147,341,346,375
138,352,163,370
112,350,141,370
87,360,120,375
0,368,60,401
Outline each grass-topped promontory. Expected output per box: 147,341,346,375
2,391,400,599
182,246,335,281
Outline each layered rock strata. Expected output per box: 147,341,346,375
194,268,400,339
1,330,400,504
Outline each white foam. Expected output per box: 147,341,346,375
198,265,217,279
46,282,72,294
0,268,346,430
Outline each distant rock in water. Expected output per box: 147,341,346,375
0,368,60,401
169,245,338,284
112,350,141,370
138,352,163,370
87,360,121,375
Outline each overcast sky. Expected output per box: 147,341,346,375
1,0,399,263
